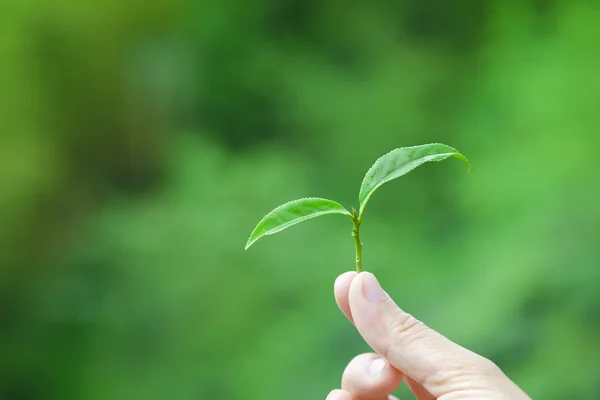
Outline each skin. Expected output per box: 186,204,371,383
327,272,532,400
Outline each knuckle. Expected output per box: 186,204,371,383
476,356,503,376
424,356,504,390
387,308,430,347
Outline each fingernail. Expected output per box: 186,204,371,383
326,389,345,400
362,272,389,303
367,357,387,377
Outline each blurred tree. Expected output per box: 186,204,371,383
1,0,600,399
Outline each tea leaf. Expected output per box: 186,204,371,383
245,198,351,250
358,143,470,216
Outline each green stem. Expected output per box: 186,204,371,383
351,209,363,272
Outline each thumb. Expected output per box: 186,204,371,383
348,272,498,395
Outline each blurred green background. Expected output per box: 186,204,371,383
2,0,600,399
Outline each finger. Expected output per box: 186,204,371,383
335,271,357,323
348,272,496,396
326,389,353,400
405,376,435,400
326,389,399,400
341,353,403,400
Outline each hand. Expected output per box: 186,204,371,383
327,272,531,400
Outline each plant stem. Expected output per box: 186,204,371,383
351,209,363,272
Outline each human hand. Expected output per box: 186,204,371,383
327,272,531,400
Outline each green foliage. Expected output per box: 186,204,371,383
245,198,351,250
358,144,470,216
246,143,470,274
2,2,600,400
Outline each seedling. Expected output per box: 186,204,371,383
245,144,470,272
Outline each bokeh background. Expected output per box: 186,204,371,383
2,0,600,399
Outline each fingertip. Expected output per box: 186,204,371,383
335,271,357,291
348,272,385,307
334,271,357,323
326,389,353,400
341,353,403,399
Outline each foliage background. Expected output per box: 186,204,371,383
2,1,600,399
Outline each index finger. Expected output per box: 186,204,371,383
334,271,357,323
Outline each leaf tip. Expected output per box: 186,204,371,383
244,235,257,251
455,153,472,173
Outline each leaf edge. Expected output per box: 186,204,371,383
358,143,471,217
245,197,352,250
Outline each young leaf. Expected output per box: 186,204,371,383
245,198,352,250
358,143,471,216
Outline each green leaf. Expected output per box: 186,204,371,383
245,197,352,250
358,143,471,216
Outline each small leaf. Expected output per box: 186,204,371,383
358,143,470,216
245,198,352,250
